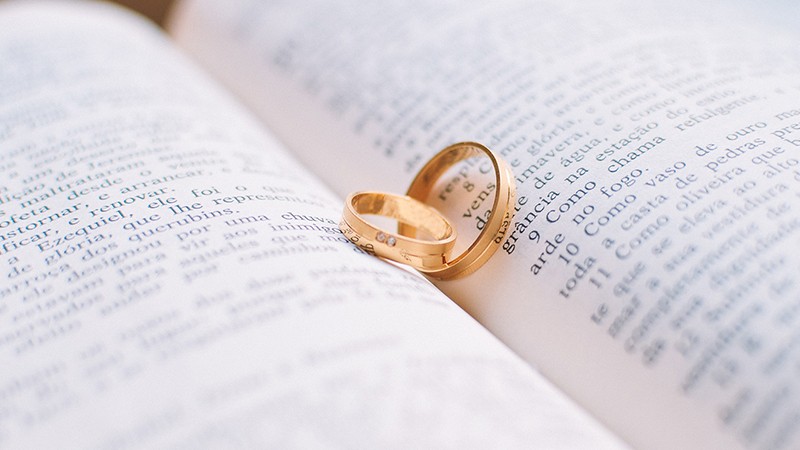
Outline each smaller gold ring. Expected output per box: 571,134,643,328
339,191,457,270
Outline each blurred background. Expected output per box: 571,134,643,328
26,0,800,31
2,0,800,31
108,0,173,24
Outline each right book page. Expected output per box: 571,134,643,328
170,1,800,448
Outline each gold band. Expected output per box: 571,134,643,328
399,142,516,280
339,191,457,269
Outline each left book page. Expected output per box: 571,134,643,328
0,3,626,449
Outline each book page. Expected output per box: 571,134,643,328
171,0,800,449
0,3,627,449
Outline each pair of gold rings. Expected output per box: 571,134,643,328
339,142,516,280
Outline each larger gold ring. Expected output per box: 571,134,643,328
339,191,457,270
399,142,516,280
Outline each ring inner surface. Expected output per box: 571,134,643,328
404,146,494,253
352,193,451,240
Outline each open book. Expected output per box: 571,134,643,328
2,0,799,448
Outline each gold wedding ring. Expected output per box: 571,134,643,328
399,142,516,280
339,191,457,269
